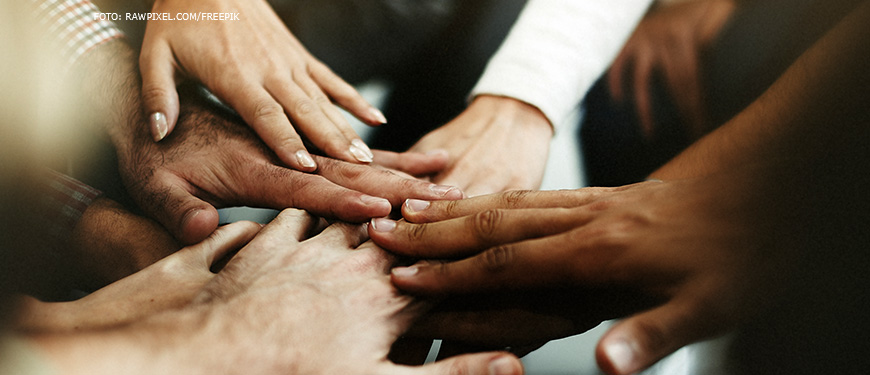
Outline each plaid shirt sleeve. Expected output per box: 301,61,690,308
39,170,102,248
28,0,125,68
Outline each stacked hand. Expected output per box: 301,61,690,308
369,167,804,374
140,0,386,170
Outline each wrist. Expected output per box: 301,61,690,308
470,95,554,137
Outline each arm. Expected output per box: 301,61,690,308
21,211,523,375
370,2,870,373
408,0,653,196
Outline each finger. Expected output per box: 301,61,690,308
400,188,615,223
292,70,366,145
246,163,393,222
136,173,220,245
660,45,705,137
390,230,583,295
189,221,262,267
608,44,632,103
371,149,450,177
370,207,588,258
309,222,369,250
309,60,387,126
390,352,523,375
632,48,656,138
314,156,464,206
241,209,318,260
596,300,715,375
224,83,316,172
139,43,180,142
269,74,372,164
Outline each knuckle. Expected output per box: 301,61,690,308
141,85,170,105
406,222,430,243
445,358,469,375
477,245,515,274
252,100,285,123
294,98,317,117
470,209,503,243
500,190,533,208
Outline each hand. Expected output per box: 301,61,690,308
186,210,526,375
408,95,553,197
15,221,260,332
139,0,386,170
64,197,181,291
608,0,736,138
369,169,806,374
118,88,463,245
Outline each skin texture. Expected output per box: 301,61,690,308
408,95,553,197
608,0,736,138
139,0,385,169
14,221,260,332
26,210,525,375
76,39,461,245
369,2,870,374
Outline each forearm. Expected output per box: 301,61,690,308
651,0,870,179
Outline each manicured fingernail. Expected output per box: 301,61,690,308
404,199,430,213
349,141,373,163
369,107,387,124
429,184,457,196
295,150,316,169
360,195,391,210
150,112,168,142
353,139,374,159
488,356,518,375
603,338,636,374
392,266,419,278
370,218,396,232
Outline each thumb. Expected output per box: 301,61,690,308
139,44,180,142
136,174,220,245
396,352,523,375
189,221,261,267
596,301,712,375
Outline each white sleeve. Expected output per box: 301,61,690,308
470,0,653,128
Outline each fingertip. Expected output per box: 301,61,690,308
294,150,317,171
359,195,392,215
402,199,431,217
367,107,387,125
180,207,220,245
150,112,169,142
596,335,640,375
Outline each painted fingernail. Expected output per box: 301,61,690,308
349,140,373,163
391,266,419,278
150,112,168,142
369,107,387,124
488,356,519,375
295,150,316,169
370,218,396,232
360,195,391,210
603,338,636,375
429,184,457,196
404,199,431,213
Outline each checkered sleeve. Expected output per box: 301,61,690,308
28,0,125,68
40,170,102,247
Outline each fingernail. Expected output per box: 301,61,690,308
429,184,457,196
392,266,419,278
360,195,391,210
404,199,430,213
349,141,373,163
369,107,387,124
370,218,396,233
353,139,374,159
603,338,636,375
488,356,518,375
150,112,168,142
295,150,316,169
